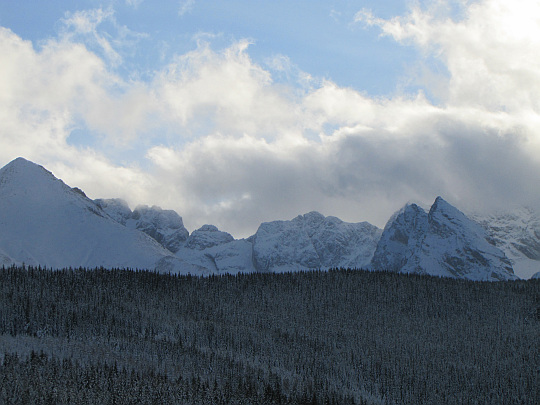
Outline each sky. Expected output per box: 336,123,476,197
1,0,540,238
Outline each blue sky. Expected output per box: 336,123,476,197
1,0,540,242
0,1,415,95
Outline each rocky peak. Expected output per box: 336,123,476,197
96,200,189,253
371,197,516,280
95,198,132,225
184,225,234,250
470,207,540,279
252,212,381,273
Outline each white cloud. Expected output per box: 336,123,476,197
61,8,122,65
178,0,195,16
126,0,144,7
2,1,540,239
356,0,540,114
151,39,305,140
60,7,148,67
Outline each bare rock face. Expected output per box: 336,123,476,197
371,197,517,281
252,211,382,273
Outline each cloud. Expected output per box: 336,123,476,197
355,0,540,114
178,0,195,16
151,39,306,140
61,8,122,65
0,25,153,201
1,1,540,239
126,0,144,7
60,7,148,67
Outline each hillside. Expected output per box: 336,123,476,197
0,158,197,273
0,266,538,404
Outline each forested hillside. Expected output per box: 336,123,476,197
0,266,538,404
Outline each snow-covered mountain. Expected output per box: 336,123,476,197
95,199,189,253
1,158,536,279
469,208,540,280
184,225,234,250
173,225,254,275
0,158,199,274
370,197,517,280
94,198,255,274
252,211,382,272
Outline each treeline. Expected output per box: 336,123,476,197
0,265,538,404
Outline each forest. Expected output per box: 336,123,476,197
0,265,538,404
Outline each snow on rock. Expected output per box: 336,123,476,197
252,211,382,272
184,225,234,250
94,198,132,225
176,239,256,275
130,205,189,253
0,158,197,274
371,197,517,280
369,203,428,274
470,208,540,280
210,239,255,274
531,272,540,279
95,199,190,253
0,248,14,267
1,158,533,280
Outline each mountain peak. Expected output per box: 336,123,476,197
0,157,52,176
0,158,192,273
5,156,35,167
429,196,457,215
372,196,516,280
184,225,234,250
0,157,82,202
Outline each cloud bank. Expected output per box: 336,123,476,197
1,0,540,237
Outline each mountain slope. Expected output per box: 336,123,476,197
0,158,198,273
0,158,530,279
95,199,189,253
371,197,517,280
470,208,540,279
252,211,382,272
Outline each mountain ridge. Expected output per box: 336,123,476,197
371,197,516,280
0,158,537,279
0,158,198,273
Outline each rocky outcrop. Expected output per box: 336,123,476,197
371,197,517,280
95,200,189,253
252,211,382,272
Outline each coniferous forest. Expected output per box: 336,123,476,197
0,265,538,404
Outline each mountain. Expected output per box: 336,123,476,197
0,158,533,279
469,208,540,280
184,225,234,250
95,199,189,253
94,199,256,275
174,225,255,275
0,158,198,273
252,211,382,272
371,197,517,280
95,199,383,274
